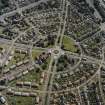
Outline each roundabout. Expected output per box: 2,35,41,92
51,46,65,59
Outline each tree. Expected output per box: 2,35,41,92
90,7,95,14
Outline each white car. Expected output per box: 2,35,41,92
0,96,6,104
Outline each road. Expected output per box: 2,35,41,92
0,0,105,104
41,0,67,104
98,47,105,105
0,63,33,82
41,0,70,104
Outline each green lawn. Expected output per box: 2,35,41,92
19,70,41,82
0,46,3,53
41,56,51,70
0,26,3,34
4,50,29,70
62,36,77,53
9,70,41,87
9,79,17,86
0,44,8,53
4,58,16,69
32,49,51,70
32,49,43,60
7,96,35,105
